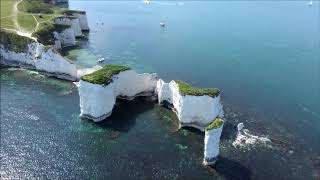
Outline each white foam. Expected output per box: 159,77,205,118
233,123,271,149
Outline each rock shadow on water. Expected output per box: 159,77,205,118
220,121,238,141
95,97,156,132
180,126,204,135
212,156,252,180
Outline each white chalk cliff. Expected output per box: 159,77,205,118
0,42,77,81
77,66,225,165
203,122,224,165
54,16,82,37
56,27,76,46
72,13,89,31
79,70,158,121
156,79,224,131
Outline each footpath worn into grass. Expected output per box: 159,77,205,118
0,0,17,30
0,0,81,40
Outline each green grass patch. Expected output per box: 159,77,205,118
32,22,70,45
80,64,131,85
17,12,37,32
0,29,33,52
0,0,16,29
17,0,56,14
206,118,224,131
174,80,220,97
35,14,55,24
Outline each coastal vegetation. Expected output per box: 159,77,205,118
32,22,69,45
0,29,32,53
175,80,220,97
0,0,80,45
18,0,57,14
80,64,131,85
0,0,16,29
61,9,86,15
206,118,224,131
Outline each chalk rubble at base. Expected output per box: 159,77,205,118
155,79,224,131
79,70,158,121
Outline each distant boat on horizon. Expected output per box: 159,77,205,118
308,0,313,6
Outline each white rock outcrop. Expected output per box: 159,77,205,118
203,122,224,165
79,70,158,121
72,13,89,31
54,16,82,37
57,28,76,47
156,79,224,131
53,31,62,49
0,42,77,81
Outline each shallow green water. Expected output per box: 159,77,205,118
1,1,320,179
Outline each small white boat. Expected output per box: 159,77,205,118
308,0,313,6
160,22,165,27
144,0,150,4
98,58,105,63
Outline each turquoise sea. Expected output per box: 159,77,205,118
1,1,319,179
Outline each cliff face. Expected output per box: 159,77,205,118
79,80,116,121
79,69,158,121
156,79,224,131
72,13,89,31
0,41,77,81
54,16,82,37
57,27,76,46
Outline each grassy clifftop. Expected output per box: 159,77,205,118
0,0,84,45
175,80,220,97
81,65,131,85
0,29,33,52
32,22,69,45
206,118,224,131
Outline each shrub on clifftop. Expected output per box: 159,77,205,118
18,0,55,14
175,80,220,97
206,118,224,131
32,22,70,45
80,64,131,85
0,29,32,53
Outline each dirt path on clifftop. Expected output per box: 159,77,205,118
9,0,37,40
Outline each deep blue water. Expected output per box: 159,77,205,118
1,1,320,179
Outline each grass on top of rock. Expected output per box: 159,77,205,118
0,29,33,53
32,22,70,45
174,80,220,97
61,9,86,15
206,118,224,131
80,64,131,85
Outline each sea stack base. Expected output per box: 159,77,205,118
203,157,218,166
